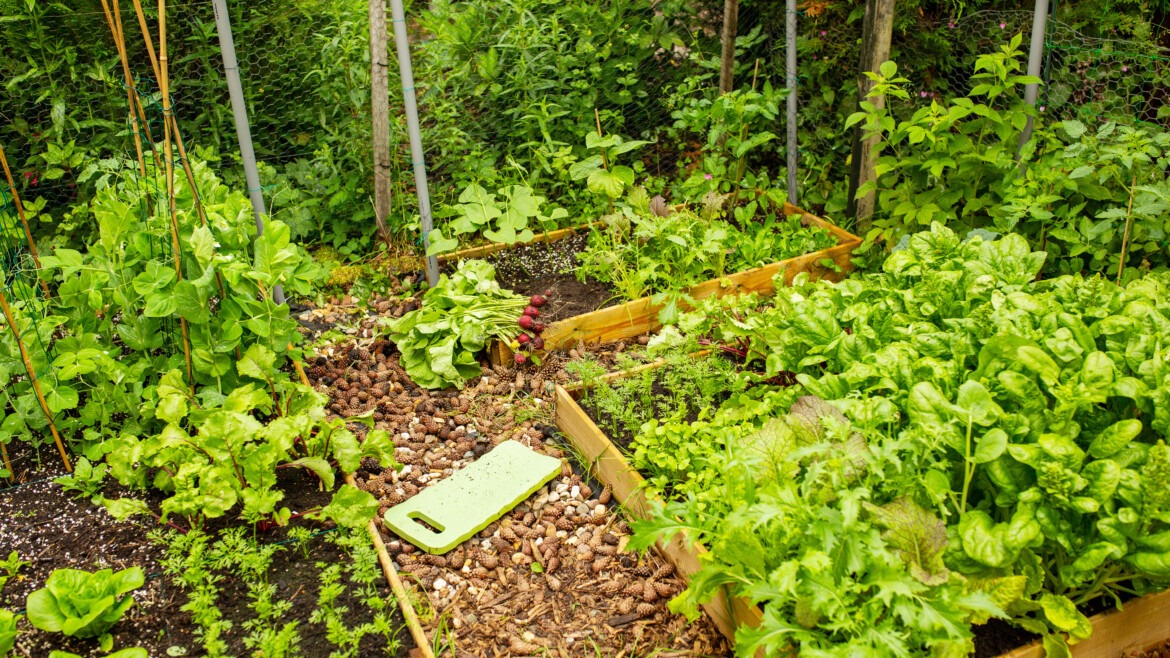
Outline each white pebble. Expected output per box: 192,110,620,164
570,486,580,499
433,578,448,590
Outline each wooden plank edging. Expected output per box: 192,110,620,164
491,205,861,365
553,383,765,648
554,368,1170,657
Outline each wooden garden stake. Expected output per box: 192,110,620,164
0,289,71,472
846,0,896,231
1116,174,1137,284
344,472,436,657
369,0,394,250
129,0,213,232
0,144,50,298
151,0,195,392
99,0,154,212
718,0,740,94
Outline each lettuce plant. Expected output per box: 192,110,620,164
27,567,144,651
0,609,17,656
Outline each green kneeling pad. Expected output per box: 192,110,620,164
383,440,562,554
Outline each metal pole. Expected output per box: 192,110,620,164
785,0,798,204
1018,0,1050,156
212,0,284,303
388,0,439,287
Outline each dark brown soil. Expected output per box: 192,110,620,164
0,476,199,658
972,619,1039,657
483,232,619,324
0,467,415,658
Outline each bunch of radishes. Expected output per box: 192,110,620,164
513,292,550,364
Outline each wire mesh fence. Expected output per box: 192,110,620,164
0,0,1167,247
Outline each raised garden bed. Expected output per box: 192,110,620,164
553,361,1170,657
483,204,860,365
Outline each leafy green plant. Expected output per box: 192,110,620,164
0,551,27,592
637,224,1170,654
26,566,144,651
667,82,789,205
849,40,1170,277
384,260,529,389
576,204,835,322
54,457,107,500
569,131,651,203
427,183,569,255
0,608,17,656
96,358,399,528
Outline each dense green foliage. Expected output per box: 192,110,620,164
850,41,1170,276
625,225,1170,654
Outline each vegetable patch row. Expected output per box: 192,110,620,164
563,224,1170,657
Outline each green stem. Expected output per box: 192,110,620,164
960,415,974,515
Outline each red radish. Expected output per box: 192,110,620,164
517,334,531,346
524,306,540,317
518,315,535,330
514,353,527,365
532,322,546,334
529,294,547,307
532,336,545,350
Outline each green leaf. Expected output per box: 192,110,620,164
1039,594,1092,639
1088,419,1142,458
317,484,379,528
973,428,1008,464
238,344,277,382
587,168,627,198
286,457,336,491
866,498,950,585
426,228,459,256
568,155,604,181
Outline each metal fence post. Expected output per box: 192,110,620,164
212,0,284,303
388,0,439,287
1018,0,1050,156
786,0,798,204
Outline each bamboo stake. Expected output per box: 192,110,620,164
1116,175,1137,284
99,0,152,199
151,0,194,391
344,471,435,657
0,145,50,298
0,290,71,472
128,0,210,231
0,441,12,482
